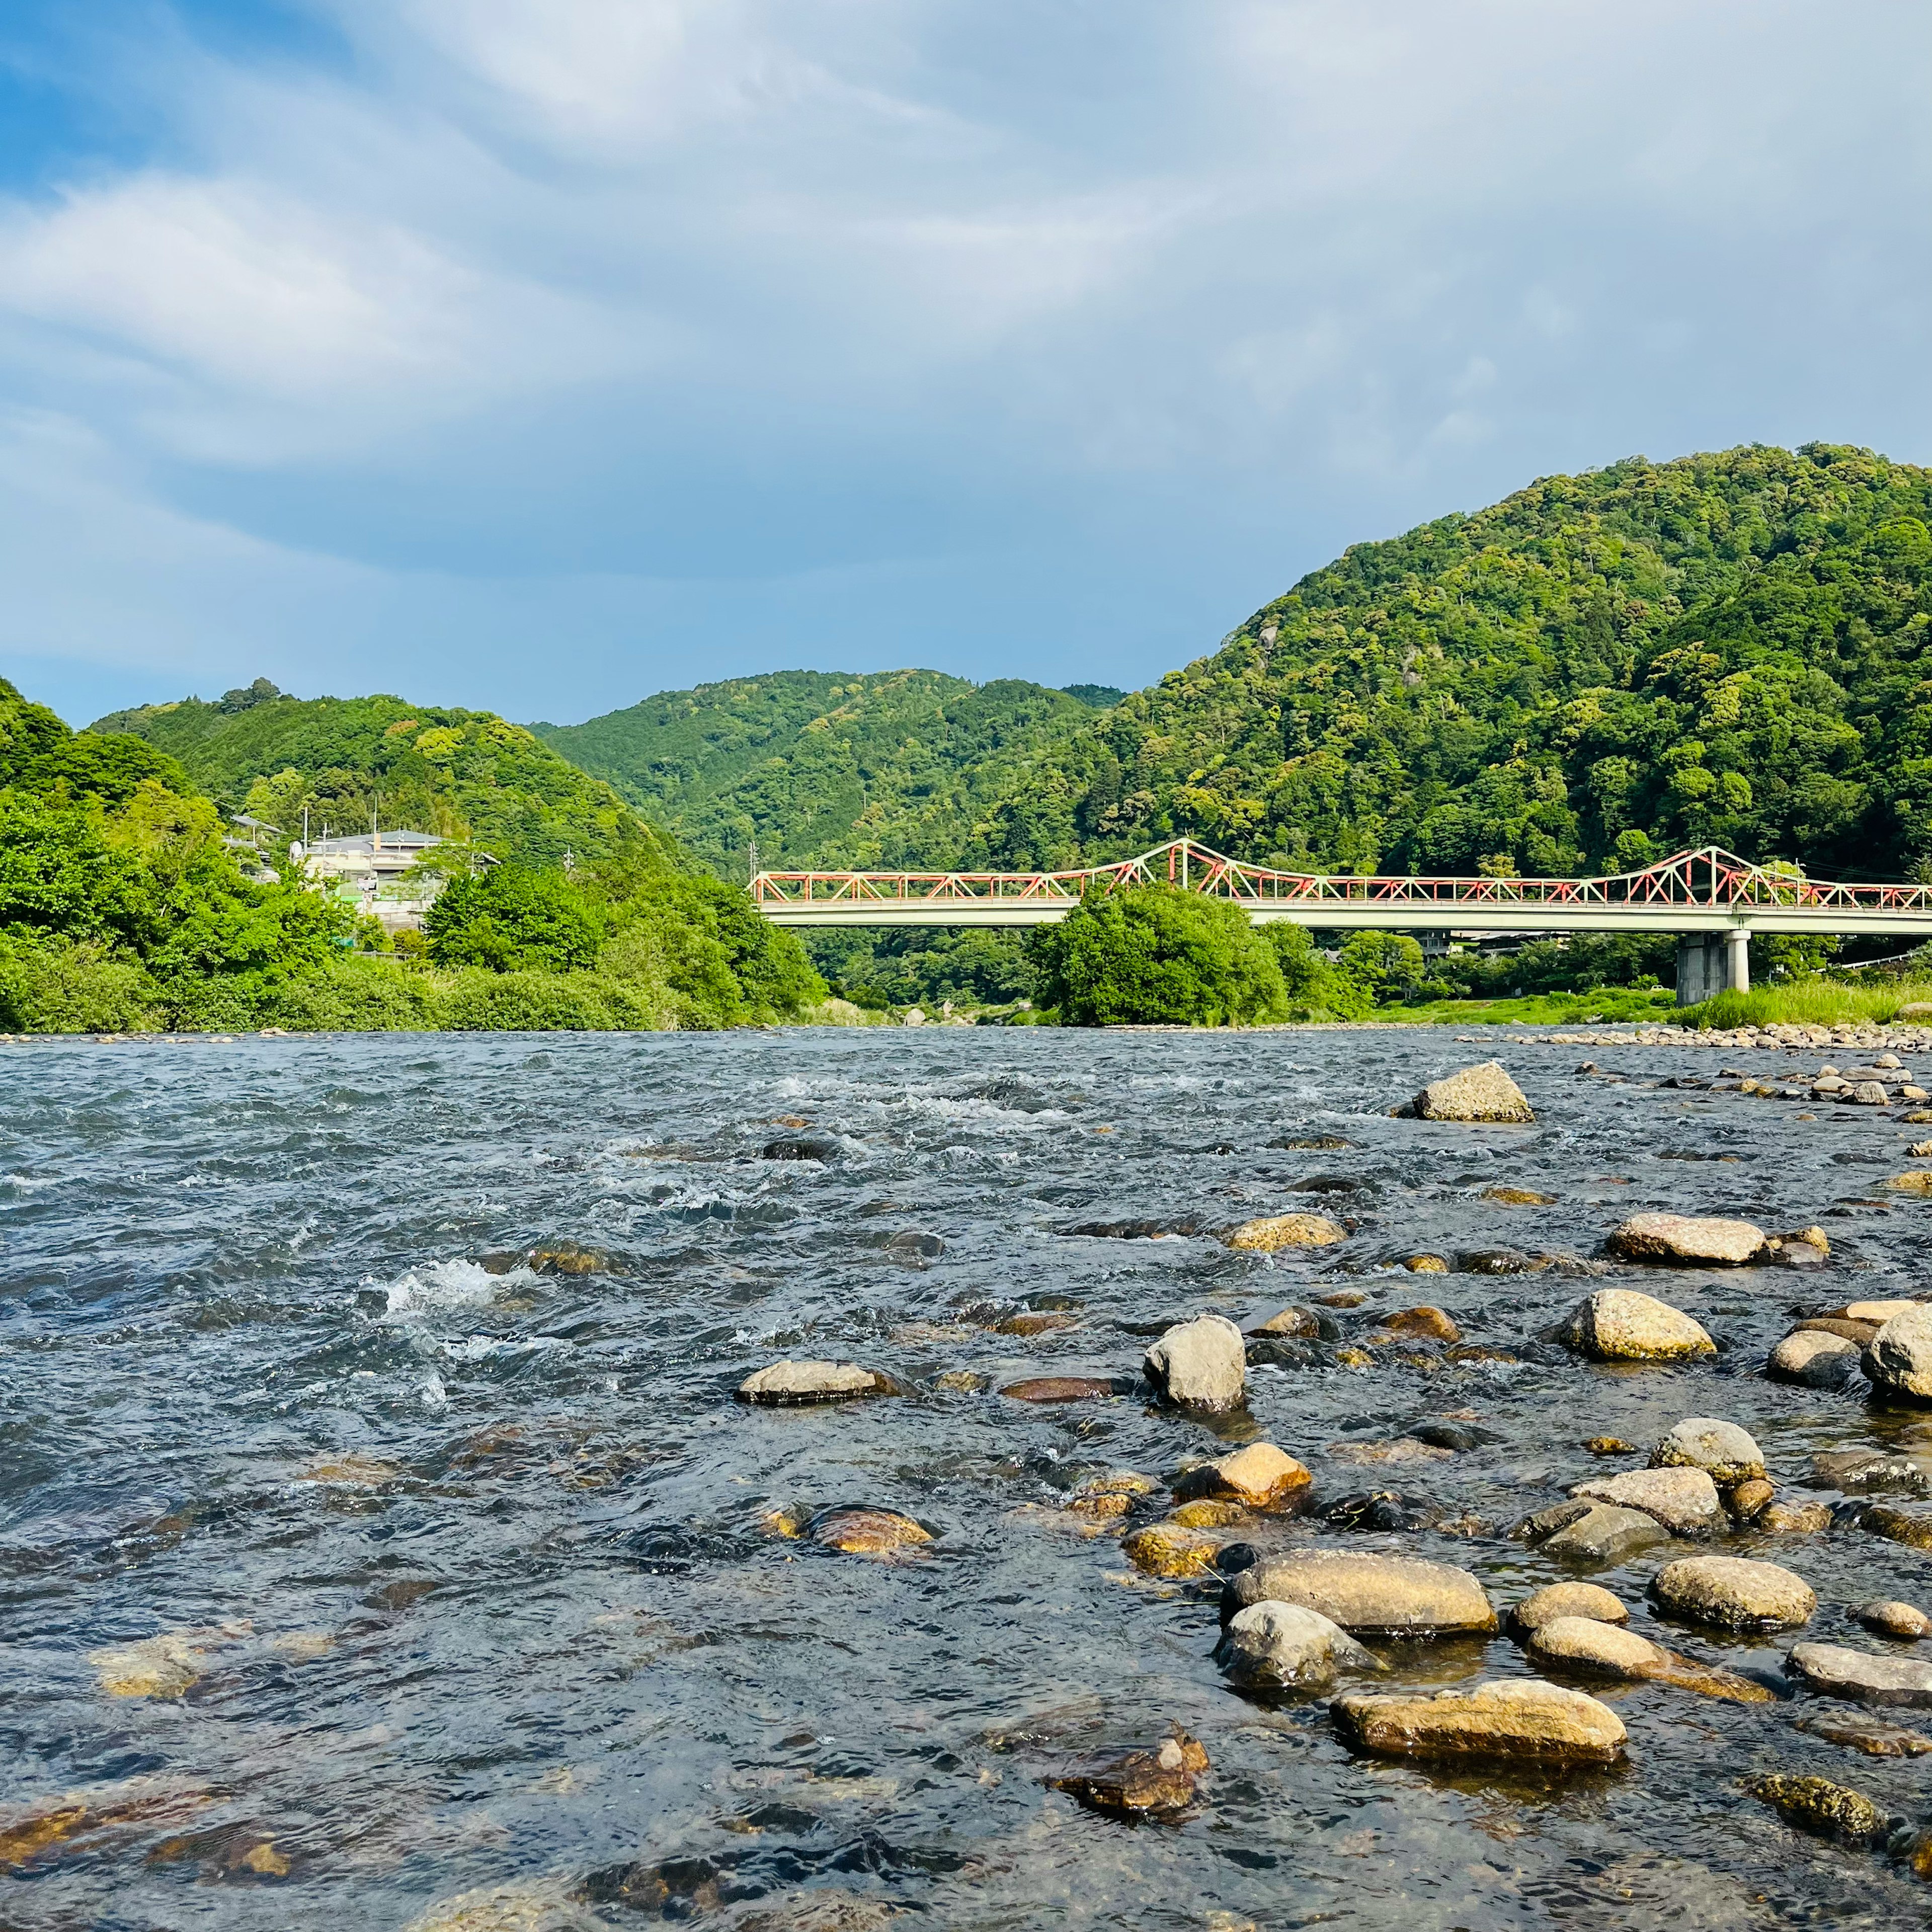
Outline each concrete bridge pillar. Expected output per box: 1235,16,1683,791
1675,931,1750,1006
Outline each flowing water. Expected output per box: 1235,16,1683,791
4,1026,1931,1929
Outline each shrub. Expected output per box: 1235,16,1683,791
0,935,162,1032
1264,923,1372,1020
425,865,604,973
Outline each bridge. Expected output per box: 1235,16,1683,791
751,840,1932,1003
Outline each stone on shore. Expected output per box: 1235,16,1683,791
1745,1775,1893,1849
1606,1214,1765,1265
1541,1503,1671,1565
1652,1556,1816,1631
1172,1442,1312,1510
1222,1550,1495,1637
1865,1304,1932,1403
1651,1418,1765,1486
1509,1582,1629,1634
1768,1330,1862,1387
1332,1679,1624,1766
1213,1601,1387,1689
1571,1466,1721,1538
1404,1062,1535,1124
1560,1290,1715,1363
1225,1214,1345,1251
1857,1600,1930,1639
1788,1643,1932,1707
1144,1315,1246,1411
1046,1728,1208,1816
736,1361,893,1406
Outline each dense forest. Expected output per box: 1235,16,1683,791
533,669,1117,874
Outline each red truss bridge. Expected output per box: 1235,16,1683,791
751,840,1932,1000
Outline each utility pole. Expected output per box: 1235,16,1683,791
748,837,760,883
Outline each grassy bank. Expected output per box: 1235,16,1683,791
1365,987,1681,1028
1678,978,1932,1030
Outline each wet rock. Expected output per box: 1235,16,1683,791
887,1230,944,1261
1065,1217,1203,1240
1745,1774,1893,1849
1248,1305,1329,1340
1509,1583,1629,1633
1121,1522,1222,1578
404,1880,603,1931
0,1779,213,1871
1172,1442,1313,1510
1865,1304,1932,1403
933,1370,988,1394
1222,1550,1495,1638
1514,1498,1592,1541
1584,1436,1638,1457
810,1508,932,1557
1652,1556,1816,1631
1571,1466,1722,1538
1797,1316,1881,1344
998,1377,1124,1403
1332,1679,1624,1765
1245,1336,1322,1371
1651,1418,1765,1486
1841,1297,1921,1322
1273,1134,1353,1151
1857,1600,1930,1639
1401,1062,1535,1124
1214,1600,1387,1689
1483,1185,1556,1205
1560,1290,1715,1363
737,1361,895,1406
1459,1247,1546,1275
993,1311,1078,1336
1606,1214,1766,1265
1332,1345,1375,1371
1524,1615,1671,1679
1762,1499,1836,1534
1377,1306,1462,1342
87,1624,249,1699
1798,1712,1932,1755
1225,1214,1345,1251
1865,1504,1932,1550
1045,1727,1208,1816
1727,1478,1776,1522
1409,1421,1490,1452
1168,1498,1252,1529
1316,1290,1366,1307
1543,1503,1671,1565
1322,1490,1438,1533
735,1892,900,1930
1769,1330,1863,1387
1404,1253,1450,1273
527,1242,608,1275
1144,1314,1246,1411
1065,1471,1157,1521
761,1136,842,1163
1325,1436,1453,1467
1810,1449,1929,1495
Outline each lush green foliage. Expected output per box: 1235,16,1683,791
94,681,670,871
426,865,604,973
1027,884,1287,1026
534,669,1104,873
802,927,1036,1011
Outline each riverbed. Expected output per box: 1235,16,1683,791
4,1026,1930,1929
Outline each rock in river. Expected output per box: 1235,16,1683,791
1605,1214,1766,1265
1222,1550,1496,1638
1332,1679,1624,1766
1787,1643,1932,1707
1524,1616,1670,1680
1509,1582,1629,1634
1225,1213,1345,1251
1214,1601,1387,1689
1652,1556,1816,1631
1864,1504,1932,1551
1571,1466,1722,1538
999,1377,1124,1403
1768,1330,1862,1388
1865,1304,1932,1403
1541,1503,1671,1566
1401,1062,1535,1124
1144,1314,1246,1411
1122,1522,1223,1578
1745,1774,1894,1849
810,1507,932,1557
737,1361,895,1406
1172,1442,1312,1510
1857,1600,1930,1639
1560,1290,1715,1363
1651,1418,1765,1486
1046,1728,1208,1816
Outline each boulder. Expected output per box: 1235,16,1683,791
1571,1466,1722,1538
736,1361,893,1406
1865,1304,1932,1404
1798,1712,1932,1756
1726,1478,1775,1522
1248,1306,1325,1339
1842,1298,1920,1322
1213,1600,1387,1689
1768,1330,1862,1387
1221,1549,1496,1638
1172,1442,1312,1510
1225,1214,1345,1251
1525,1616,1669,1680
1508,1582,1629,1635
1651,1418,1765,1486
1762,1499,1835,1534
1856,1600,1930,1639
1483,1185,1556,1205
1332,1679,1624,1766
1121,1523,1223,1578
1560,1289,1715,1363
1786,1643,1932,1708
1046,1728,1208,1816
1606,1214,1765,1265
1377,1306,1462,1342
810,1508,932,1557
1652,1556,1816,1631
1542,1503,1671,1565
1404,1062,1535,1124
1809,1448,1929,1494
1404,1253,1451,1273
1745,1774,1894,1849
1864,1504,1932,1551
1144,1315,1246,1411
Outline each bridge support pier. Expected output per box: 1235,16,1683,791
1676,931,1750,1006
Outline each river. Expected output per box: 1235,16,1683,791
3,1026,1929,1928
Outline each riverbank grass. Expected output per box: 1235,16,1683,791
1678,979,1932,1030
1369,987,1680,1028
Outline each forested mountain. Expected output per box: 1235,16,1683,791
944,444,1932,882
533,669,1111,874
94,682,670,871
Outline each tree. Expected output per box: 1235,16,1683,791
1264,922,1372,1019
424,866,603,972
1337,929,1426,1003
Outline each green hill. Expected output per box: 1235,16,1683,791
94,680,671,871
532,669,1109,874
959,443,1932,882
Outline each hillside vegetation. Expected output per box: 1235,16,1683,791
959,444,1932,881
533,669,1111,874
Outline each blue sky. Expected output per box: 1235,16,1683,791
2,2,1928,729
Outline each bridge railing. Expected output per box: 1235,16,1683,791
750,840,1932,913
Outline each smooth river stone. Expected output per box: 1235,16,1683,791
1542,1503,1671,1566
1787,1643,1932,1707
1332,1678,1624,1765
1857,1600,1931,1639
810,1507,932,1556
1222,1550,1496,1638
1746,1774,1894,1849
1560,1290,1716,1363
1865,1304,1932,1404
735,1360,891,1405
999,1377,1122,1403
1172,1442,1312,1510
1651,1418,1766,1485
1509,1582,1629,1634
1768,1330,1862,1386
1121,1523,1222,1578
1224,1213,1345,1251
1571,1466,1722,1538
1144,1314,1246,1411
1213,1600,1387,1689
1652,1556,1817,1631
1524,1615,1669,1679
1606,1213,1766,1265
1406,1061,1535,1123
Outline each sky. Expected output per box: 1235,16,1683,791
1,2,1928,730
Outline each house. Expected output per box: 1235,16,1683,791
296,828,461,932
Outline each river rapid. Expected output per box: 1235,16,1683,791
4,1025,1931,1930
